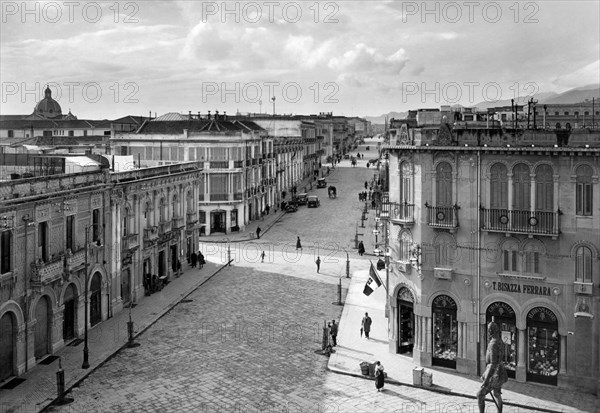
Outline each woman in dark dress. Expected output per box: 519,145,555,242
296,236,302,250
374,361,385,392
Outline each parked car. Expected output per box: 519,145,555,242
297,193,308,205
317,178,327,188
307,195,320,208
285,203,298,213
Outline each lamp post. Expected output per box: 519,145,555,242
82,226,90,369
346,250,350,278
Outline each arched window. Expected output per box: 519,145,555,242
576,165,593,216
186,190,194,213
535,165,553,212
575,246,592,283
399,161,412,203
435,233,456,267
159,198,166,222
436,162,452,206
172,194,178,218
490,163,508,209
399,231,412,262
502,239,519,273
523,241,542,275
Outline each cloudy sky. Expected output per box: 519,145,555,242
1,1,598,119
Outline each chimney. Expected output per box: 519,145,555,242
208,111,211,120
223,111,227,121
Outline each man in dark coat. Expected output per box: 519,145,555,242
198,251,205,269
330,320,338,346
190,251,198,268
256,227,262,239
358,241,365,256
362,312,372,339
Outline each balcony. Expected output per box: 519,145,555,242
158,220,172,235
425,203,459,230
31,255,64,289
122,233,139,251
209,161,229,169
143,226,158,243
187,211,198,224
65,248,86,273
172,216,185,229
480,208,560,237
390,202,415,225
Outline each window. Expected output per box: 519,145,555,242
68,130,74,137
66,215,75,252
535,165,553,212
584,112,589,116
436,162,452,206
144,202,151,227
83,130,88,136
502,240,519,273
399,231,412,262
513,164,531,210
576,165,593,216
575,246,592,283
172,195,178,218
523,242,542,274
159,198,166,222
399,161,412,203
435,233,456,267
574,112,579,116
92,209,100,243
123,209,129,237
564,112,569,116
490,163,508,209
38,222,48,262
554,112,559,116
1,231,11,274
7,130,14,138
199,211,206,224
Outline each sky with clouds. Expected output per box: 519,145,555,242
1,0,598,119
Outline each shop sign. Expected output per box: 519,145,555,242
492,282,551,296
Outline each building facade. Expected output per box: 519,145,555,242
382,122,600,396
0,162,203,382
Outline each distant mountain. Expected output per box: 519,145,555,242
541,84,600,104
364,111,408,125
474,84,599,109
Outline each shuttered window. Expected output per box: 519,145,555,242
576,165,593,216
490,163,508,209
436,162,452,206
535,165,553,212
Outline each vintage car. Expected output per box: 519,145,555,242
317,178,327,188
307,195,320,208
296,193,308,205
285,203,298,213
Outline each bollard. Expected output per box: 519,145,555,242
55,358,74,405
346,253,350,278
227,244,232,266
337,279,342,304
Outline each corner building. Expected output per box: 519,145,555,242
382,123,600,396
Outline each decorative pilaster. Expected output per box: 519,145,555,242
516,328,526,382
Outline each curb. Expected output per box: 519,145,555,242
326,366,565,413
41,262,231,412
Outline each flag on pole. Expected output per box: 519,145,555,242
363,261,383,296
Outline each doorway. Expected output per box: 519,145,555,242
63,284,76,341
0,312,15,381
397,287,414,354
158,250,165,278
90,272,102,326
34,296,50,359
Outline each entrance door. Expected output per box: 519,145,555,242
486,302,517,378
397,287,414,354
0,312,14,381
186,237,192,263
34,296,49,359
90,272,102,326
211,211,225,233
171,245,178,272
121,269,131,305
526,307,559,385
158,251,165,277
63,284,76,341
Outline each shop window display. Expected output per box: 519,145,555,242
527,307,559,385
486,302,517,378
432,295,458,368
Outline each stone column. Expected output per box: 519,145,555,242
51,306,65,353
516,327,527,382
560,334,567,374
425,316,432,353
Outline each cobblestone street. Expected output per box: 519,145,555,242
43,147,546,413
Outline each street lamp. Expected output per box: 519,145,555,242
82,226,90,369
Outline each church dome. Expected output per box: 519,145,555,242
33,85,62,118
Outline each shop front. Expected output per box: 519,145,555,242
486,302,517,378
432,294,458,369
526,306,559,385
397,287,414,354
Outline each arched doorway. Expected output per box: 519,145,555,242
486,302,517,378
526,307,559,385
397,287,414,354
0,312,15,381
90,272,102,326
34,296,50,359
63,284,77,341
432,294,458,369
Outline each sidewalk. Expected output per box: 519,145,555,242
328,268,600,413
0,261,228,413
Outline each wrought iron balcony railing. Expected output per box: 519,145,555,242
425,203,459,229
389,202,415,224
480,208,560,237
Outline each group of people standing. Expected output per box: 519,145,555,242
189,251,206,269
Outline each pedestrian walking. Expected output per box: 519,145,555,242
256,226,262,239
358,241,365,256
265,205,270,215
198,251,205,269
374,361,385,392
296,236,302,250
362,312,372,339
190,251,198,268
364,181,368,189
358,192,361,202
315,256,321,273
330,320,338,346
261,251,266,263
